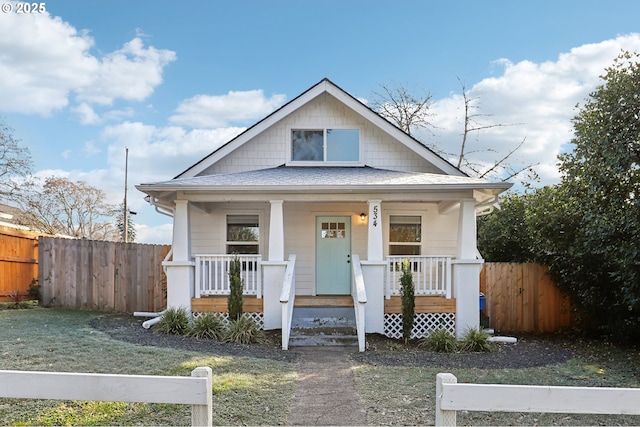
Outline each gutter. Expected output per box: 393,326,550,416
145,195,175,217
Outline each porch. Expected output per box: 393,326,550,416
190,253,460,349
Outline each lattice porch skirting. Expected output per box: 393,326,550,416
192,311,265,330
384,313,456,339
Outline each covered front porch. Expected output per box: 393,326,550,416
164,196,484,351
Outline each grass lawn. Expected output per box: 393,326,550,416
353,338,640,426
1,307,640,426
0,307,297,426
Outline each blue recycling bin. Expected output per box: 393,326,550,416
479,292,486,310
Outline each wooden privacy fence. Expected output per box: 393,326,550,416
435,373,640,426
0,367,212,427
0,226,39,301
480,262,572,333
39,237,170,312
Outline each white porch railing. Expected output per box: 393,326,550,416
386,255,452,299
351,254,367,352
194,254,262,298
280,254,297,350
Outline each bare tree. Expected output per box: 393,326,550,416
371,80,539,185
370,82,434,137
16,176,119,240
0,120,33,203
455,79,538,183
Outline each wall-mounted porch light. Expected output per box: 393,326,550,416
360,212,367,222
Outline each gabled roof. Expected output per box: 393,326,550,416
176,78,465,179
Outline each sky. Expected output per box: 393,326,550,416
2,0,640,244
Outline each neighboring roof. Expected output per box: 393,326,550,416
175,78,466,179
139,165,511,195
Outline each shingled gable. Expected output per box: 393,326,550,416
175,78,464,179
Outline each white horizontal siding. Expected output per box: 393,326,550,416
198,93,445,176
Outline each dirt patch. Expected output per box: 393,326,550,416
91,313,573,369
352,333,573,369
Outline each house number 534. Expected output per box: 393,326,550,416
372,206,379,227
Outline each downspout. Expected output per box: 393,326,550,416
145,195,175,218
135,196,176,329
475,195,499,217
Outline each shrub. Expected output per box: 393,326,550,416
400,259,415,345
224,316,266,344
188,312,227,340
156,307,190,335
418,328,457,353
27,279,40,302
228,256,244,321
460,327,492,352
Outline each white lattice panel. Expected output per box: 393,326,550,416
192,311,264,330
384,313,455,339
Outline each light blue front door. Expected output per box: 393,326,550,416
316,216,351,295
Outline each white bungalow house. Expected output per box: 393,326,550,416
136,78,511,351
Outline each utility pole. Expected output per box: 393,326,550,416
123,147,129,243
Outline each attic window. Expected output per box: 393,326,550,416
291,129,359,163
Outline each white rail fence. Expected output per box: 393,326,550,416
280,254,297,350
386,255,451,298
195,254,262,298
436,373,640,426
0,367,213,427
351,254,367,352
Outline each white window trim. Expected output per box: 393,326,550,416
286,126,364,166
384,212,425,257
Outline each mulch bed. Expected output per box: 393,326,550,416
91,313,574,369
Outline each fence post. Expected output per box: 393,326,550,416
191,367,212,427
436,373,457,427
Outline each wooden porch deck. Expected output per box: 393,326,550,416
191,295,455,314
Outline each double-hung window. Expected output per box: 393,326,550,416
291,128,360,163
389,215,422,256
226,215,259,254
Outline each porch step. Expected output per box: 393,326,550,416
288,307,358,347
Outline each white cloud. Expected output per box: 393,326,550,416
170,90,286,128
427,33,640,186
72,103,100,125
0,13,175,116
101,121,245,184
135,223,173,245
76,38,176,106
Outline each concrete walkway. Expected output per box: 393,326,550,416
287,347,367,426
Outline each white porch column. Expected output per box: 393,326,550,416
163,199,195,311
364,199,385,333
453,199,483,337
263,200,286,330
367,200,383,261
268,200,284,262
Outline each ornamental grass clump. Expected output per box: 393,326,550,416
156,307,190,335
460,327,492,352
188,312,227,340
224,316,266,344
418,328,457,353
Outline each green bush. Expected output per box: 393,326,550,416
400,259,415,345
188,312,227,340
418,328,457,353
224,316,266,344
156,307,190,335
228,256,244,321
460,327,492,352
